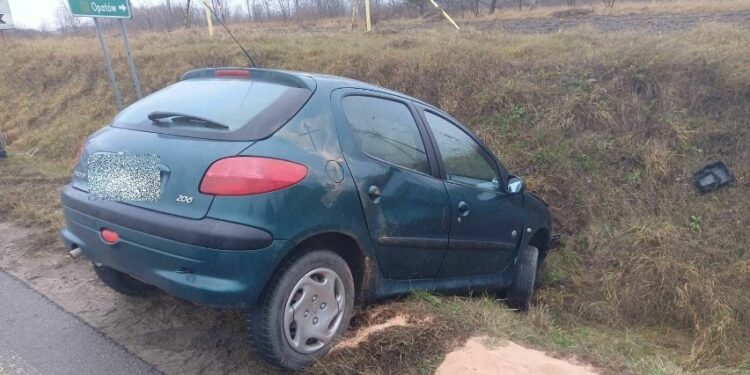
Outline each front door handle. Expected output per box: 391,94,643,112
368,185,382,202
457,201,470,217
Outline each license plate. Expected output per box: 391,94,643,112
87,152,161,202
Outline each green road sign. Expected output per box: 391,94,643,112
68,0,132,19
0,0,14,30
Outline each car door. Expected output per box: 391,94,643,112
419,108,525,278
332,90,450,280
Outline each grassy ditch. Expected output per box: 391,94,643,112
0,22,748,373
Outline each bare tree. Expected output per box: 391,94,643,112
244,0,253,19
184,0,192,27
210,0,229,21
602,0,615,8
55,0,82,33
488,0,498,15
276,0,292,20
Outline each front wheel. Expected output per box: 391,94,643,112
247,250,354,370
507,245,539,311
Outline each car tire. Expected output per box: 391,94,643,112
92,263,158,297
247,250,355,370
507,245,539,311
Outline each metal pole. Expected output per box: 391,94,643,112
94,18,124,110
118,19,142,99
429,0,460,30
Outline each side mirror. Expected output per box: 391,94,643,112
507,175,525,195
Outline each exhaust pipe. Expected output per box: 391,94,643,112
69,248,82,258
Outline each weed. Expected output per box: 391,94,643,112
689,215,703,232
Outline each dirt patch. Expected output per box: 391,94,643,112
466,11,750,34
335,315,410,349
436,337,598,375
551,8,595,18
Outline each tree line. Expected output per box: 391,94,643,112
48,0,621,33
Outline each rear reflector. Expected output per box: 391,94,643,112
200,157,308,196
101,229,119,244
215,69,251,78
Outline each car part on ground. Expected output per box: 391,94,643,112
550,234,562,249
693,161,735,194
0,131,6,158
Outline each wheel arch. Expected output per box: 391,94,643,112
527,227,551,265
262,232,376,306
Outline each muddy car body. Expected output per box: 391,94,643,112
60,68,552,369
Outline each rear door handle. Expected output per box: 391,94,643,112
368,185,382,202
457,201,470,217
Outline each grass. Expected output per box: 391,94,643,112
0,17,748,374
473,0,750,20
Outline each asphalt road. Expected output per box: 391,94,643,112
0,270,159,375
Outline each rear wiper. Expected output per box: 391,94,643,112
148,111,229,130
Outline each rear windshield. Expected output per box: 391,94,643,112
112,79,312,141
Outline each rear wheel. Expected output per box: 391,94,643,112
247,250,354,370
507,245,539,311
92,263,157,297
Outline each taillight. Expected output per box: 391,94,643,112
215,69,250,78
200,157,308,196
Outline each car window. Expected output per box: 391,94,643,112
424,111,498,189
111,79,311,141
342,96,429,174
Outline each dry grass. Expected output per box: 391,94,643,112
476,0,750,20
0,20,748,374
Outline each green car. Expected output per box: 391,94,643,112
60,68,553,370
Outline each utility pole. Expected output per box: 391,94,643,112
364,0,371,31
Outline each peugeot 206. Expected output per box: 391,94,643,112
60,68,553,370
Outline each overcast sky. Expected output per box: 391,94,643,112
5,0,245,29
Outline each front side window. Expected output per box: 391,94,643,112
424,112,498,189
342,96,429,174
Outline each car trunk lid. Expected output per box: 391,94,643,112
73,126,253,219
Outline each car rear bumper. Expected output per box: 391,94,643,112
60,185,293,309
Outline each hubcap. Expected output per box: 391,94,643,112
283,267,346,354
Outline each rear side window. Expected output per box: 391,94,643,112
424,111,498,188
112,79,312,141
342,96,429,174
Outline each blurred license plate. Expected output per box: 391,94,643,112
87,153,161,202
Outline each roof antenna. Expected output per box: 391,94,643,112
201,0,258,67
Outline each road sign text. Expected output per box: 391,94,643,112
68,0,132,19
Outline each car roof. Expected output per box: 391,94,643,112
180,67,447,119
295,70,433,107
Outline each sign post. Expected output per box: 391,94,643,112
68,0,143,110
0,0,15,31
94,18,124,109
118,19,142,99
